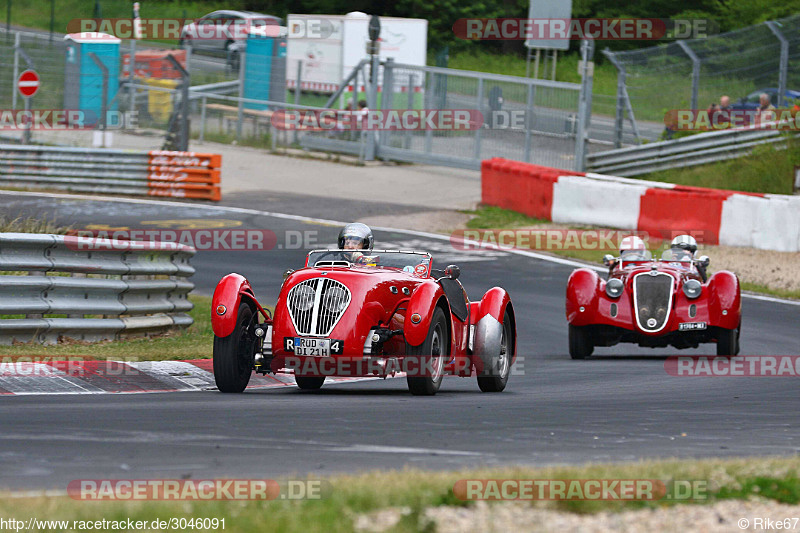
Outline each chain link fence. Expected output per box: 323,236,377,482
604,14,800,148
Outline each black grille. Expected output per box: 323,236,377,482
634,273,673,332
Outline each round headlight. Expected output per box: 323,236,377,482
605,278,624,298
683,279,702,299
291,284,315,311
322,286,349,313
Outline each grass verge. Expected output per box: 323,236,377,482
1,456,799,532
0,295,214,359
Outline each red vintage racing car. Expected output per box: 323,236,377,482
211,249,516,395
566,246,741,358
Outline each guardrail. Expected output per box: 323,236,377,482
0,145,222,201
0,233,196,345
586,124,800,177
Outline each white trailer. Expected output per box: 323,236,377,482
286,12,428,97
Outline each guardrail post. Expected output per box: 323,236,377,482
765,21,789,107
365,53,380,161
404,73,415,150
574,39,594,172
677,40,700,113
380,58,395,151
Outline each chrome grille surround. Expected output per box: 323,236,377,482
633,272,673,333
287,278,351,337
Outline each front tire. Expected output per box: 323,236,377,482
406,306,448,396
477,310,514,392
568,324,594,359
213,302,256,393
295,376,325,390
716,327,739,356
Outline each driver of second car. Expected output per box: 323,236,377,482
338,223,375,264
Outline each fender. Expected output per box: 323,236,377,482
212,273,264,338
566,268,601,325
472,288,516,372
404,281,449,348
707,270,741,330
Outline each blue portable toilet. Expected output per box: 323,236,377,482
63,32,121,125
243,26,287,110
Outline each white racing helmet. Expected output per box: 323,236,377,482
619,235,647,255
670,234,698,254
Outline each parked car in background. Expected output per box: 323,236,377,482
730,88,800,110
180,10,281,62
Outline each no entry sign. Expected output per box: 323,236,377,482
18,70,40,98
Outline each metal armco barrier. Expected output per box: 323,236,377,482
0,233,196,345
586,125,800,177
0,145,221,201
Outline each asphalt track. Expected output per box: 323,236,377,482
0,191,798,491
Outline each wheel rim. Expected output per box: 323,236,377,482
430,324,444,381
497,327,509,377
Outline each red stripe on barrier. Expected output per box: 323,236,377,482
637,188,728,245
481,158,584,220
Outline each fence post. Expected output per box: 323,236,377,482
473,77,484,161
603,49,626,149
524,82,535,162
765,21,789,107
199,95,207,143
677,40,700,112
574,39,594,172
365,52,380,161
12,32,20,111
424,71,434,154
404,73,415,150
293,59,302,145
237,51,247,142
380,58,395,150
128,38,136,127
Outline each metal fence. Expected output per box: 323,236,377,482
0,145,222,200
604,14,800,149
586,122,800,177
0,233,195,345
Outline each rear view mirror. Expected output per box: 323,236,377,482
697,255,710,268
602,254,616,267
444,265,460,280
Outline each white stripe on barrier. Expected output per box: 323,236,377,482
720,194,800,252
552,175,648,230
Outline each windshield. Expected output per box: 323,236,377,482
620,249,652,262
661,248,694,262
305,250,432,276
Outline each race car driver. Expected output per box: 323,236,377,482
338,223,374,263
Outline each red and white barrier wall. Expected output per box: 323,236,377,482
481,158,800,252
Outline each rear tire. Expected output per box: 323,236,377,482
717,327,739,356
477,310,514,392
568,324,594,359
406,307,448,396
213,303,256,393
295,376,325,390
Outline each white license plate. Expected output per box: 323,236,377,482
293,337,330,357
679,322,707,331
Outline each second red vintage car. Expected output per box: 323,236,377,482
211,249,516,395
566,245,742,358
